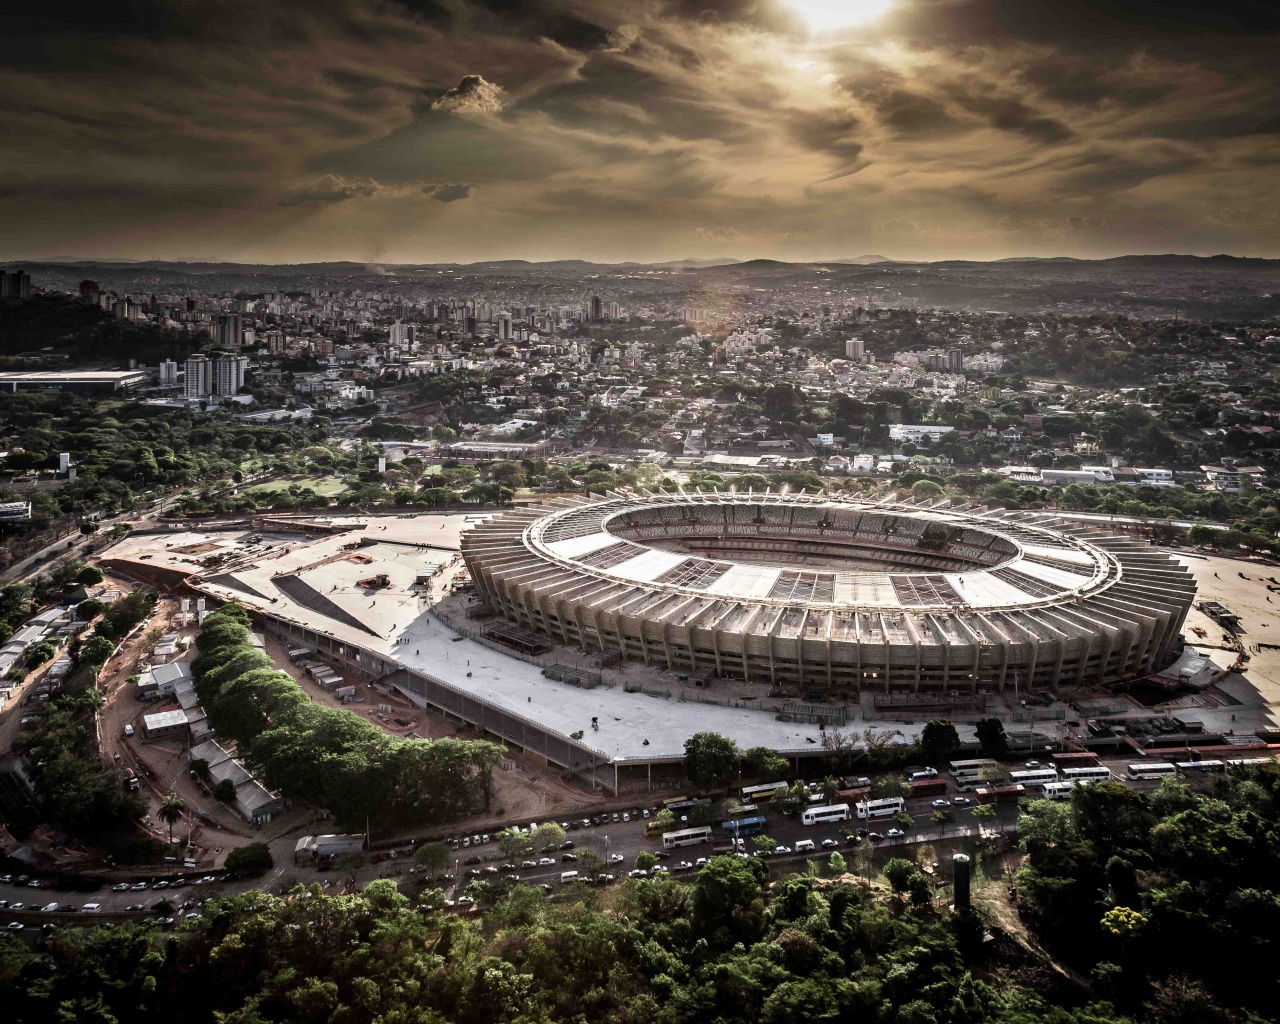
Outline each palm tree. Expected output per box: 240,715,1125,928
158,793,185,847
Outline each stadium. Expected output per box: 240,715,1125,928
463,490,1198,695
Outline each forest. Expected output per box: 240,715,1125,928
4,693,1280,1023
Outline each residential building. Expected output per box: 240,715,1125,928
159,359,179,387
214,355,249,396
184,355,210,398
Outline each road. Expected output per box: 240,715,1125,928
0,794,1018,918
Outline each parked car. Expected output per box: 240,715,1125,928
821,838,839,849
953,796,972,806
931,799,950,808
673,861,694,872
113,883,130,892
537,857,556,867
886,828,906,838
608,853,624,864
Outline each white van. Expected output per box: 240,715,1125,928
794,839,816,853
123,724,134,737
560,870,579,884
82,903,101,913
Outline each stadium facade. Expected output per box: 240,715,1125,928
462,491,1197,694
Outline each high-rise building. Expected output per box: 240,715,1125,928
78,280,100,302
845,337,865,360
389,320,416,350
607,302,621,320
214,312,244,349
495,314,512,342
590,296,603,321
0,270,31,300
947,347,964,372
214,355,249,396
184,355,210,398
159,359,179,387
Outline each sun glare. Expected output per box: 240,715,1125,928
789,0,895,31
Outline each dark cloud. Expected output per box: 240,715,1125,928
787,110,864,164
279,175,382,206
1,0,1278,261
424,181,474,202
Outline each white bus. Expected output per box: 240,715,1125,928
1176,760,1225,774
1042,780,1076,801
949,758,998,782
1126,763,1178,780
1061,766,1113,783
856,797,906,820
1227,758,1273,769
802,803,852,825
1008,768,1060,788
741,781,789,803
662,826,713,849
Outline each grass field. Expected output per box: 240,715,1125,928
246,474,348,497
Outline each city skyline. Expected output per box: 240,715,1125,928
4,1,1279,264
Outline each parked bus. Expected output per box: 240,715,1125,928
1176,759,1226,774
802,803,852,825
1051,752,1100,768
908,778,948,798
644,820,665,837
1008,768,1060,788
975,784,1025,805
662,826,714,849
1060,766,1113,783
720,815,768,838
948,758,998,781
740,781,789,803
1126,763,1178,780
1227,757,1273,769
663,796,714,815
1042,780,1076,801
855,797,905,820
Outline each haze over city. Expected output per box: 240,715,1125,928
5,0,1280,264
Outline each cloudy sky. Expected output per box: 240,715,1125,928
3,0,1279,264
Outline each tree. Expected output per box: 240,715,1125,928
76,565,105,585
652,808,677,832
827,851,847,875
531,822,566,850
870,776,911,800
77,635,114,670
213,779,237,803
414,841,451,875
970,803,997,822
882,857,918,892
157,793,185,846
690,855,765,944
225,842,274,875
918,720,961,764
497,827,528,862
753,835,778,856
744,745,789,782
682,732,740,788
635,851,658,872
974,717,1008,758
